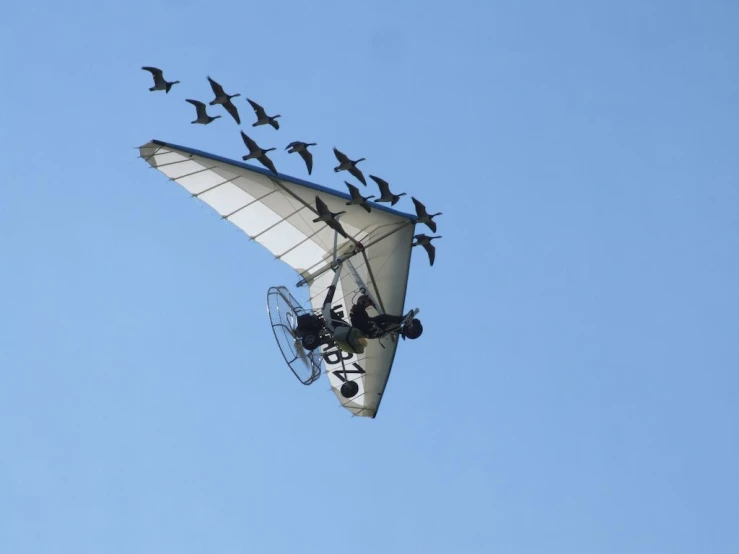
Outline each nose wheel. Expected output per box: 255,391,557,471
301,331,320,350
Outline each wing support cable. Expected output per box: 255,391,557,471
319,255,351,384
148,157,196,169
274,226,336,262
267,175,366,249
267,175,320,218
221,189,280,220
191,175,242,199
165,165,220,182
360,249,386,315
344,259,387,316
295,220,414,288
317,236,384,387
249,204,309,242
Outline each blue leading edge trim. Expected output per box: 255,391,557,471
150,139,418,221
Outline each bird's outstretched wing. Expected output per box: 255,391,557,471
241,131,258,151
207,76,225,96
259,154,278,175
333,148,349,164
247,99,267,118
224,100,240,124
349,166,367,186
142,66,163,78
186,99,206,117
299,149,313,174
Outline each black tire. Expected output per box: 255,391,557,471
301,332,319,350
402,318,423,340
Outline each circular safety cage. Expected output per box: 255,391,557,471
267,286,324,385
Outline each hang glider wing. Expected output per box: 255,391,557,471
138,139,417,417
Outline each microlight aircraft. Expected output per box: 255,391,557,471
138,140,430,418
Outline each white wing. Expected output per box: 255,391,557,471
138,139,417,417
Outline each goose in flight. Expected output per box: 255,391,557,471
247,99,281,130
207,76,241,124
333,148,367,186
411,197,442,233
240,131,278,175
142,67,180,93
185,99,221,124
285,141,316,174
344,182,375,213
369,175,406,206
313,196,348,238
413,234,441,266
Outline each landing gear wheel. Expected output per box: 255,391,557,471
301,332,320,350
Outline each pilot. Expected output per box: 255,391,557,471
350,294,406,336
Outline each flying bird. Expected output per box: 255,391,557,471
240,131,278,175
313,196,347,237
411,197,443,233
247,99,281,130
207,76,241,124
333,148,367,186
369,175,406,206
344,182,375,213
412,234,441,266
285,141,316,174
185,99,221,125
141,67,180,93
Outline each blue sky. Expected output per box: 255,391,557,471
1,0,737,552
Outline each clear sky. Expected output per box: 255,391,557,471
1,0,737,553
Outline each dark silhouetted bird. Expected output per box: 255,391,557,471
413,234,441,266
142,67,180,93
313,196,347,237
185,99,221,124
240,131,277,175
285,141,316,174
411,197,442,233
207,76,241,124
333,148,367,186
369,175,406,206
248,99,281,130
345,182,375,213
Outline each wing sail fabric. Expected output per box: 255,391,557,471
138,139,416,418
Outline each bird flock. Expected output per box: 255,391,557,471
141,66,443,266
